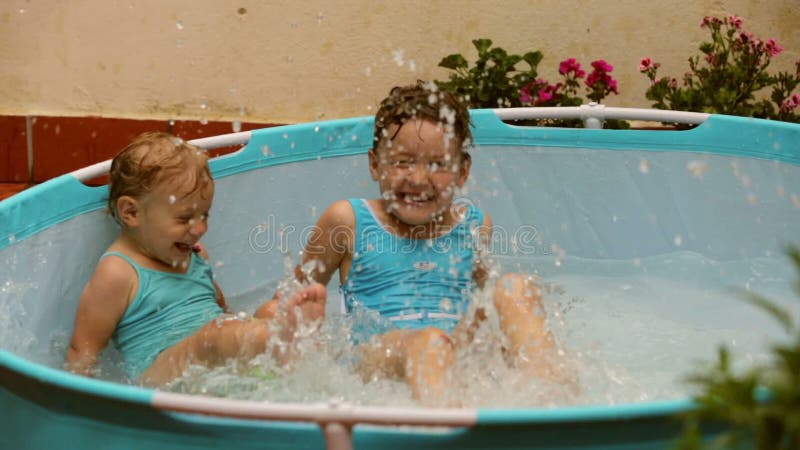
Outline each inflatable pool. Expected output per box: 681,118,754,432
2,106,799,449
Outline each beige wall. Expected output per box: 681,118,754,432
1,0,798,124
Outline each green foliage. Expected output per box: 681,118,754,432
640,15,800,128
435,39,628,128
436,38,543,109
676,245,800,450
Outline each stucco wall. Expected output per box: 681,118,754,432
1,0,798,123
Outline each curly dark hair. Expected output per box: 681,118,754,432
373,81,472,155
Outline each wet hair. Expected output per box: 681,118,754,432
373,81,472,157
107,131,212,220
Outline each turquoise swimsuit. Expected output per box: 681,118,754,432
106,251,223,379
341,199,484,341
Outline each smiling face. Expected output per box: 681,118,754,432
369,119,470,231
119,174,214,271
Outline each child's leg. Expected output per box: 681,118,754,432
493,273,568,383
139,284,326,385
358,327,455,403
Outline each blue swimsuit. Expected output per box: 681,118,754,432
340,199,484,340
106,252,223,379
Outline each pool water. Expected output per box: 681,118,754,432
123,250,798,409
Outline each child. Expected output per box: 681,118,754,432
299,82,571,403
65,132,326,386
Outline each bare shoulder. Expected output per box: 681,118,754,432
82,253,137,311
318,199,356,228
93,254,137,284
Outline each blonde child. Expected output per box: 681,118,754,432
299,82,571,403
66,132,326,385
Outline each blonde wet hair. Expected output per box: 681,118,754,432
107,131,212,220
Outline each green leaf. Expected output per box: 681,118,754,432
439,54,469,70
472,38,492,55
522,51,543,69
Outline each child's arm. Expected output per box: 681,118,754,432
193,243,228,312
65,257,135,377
472,213,494,289
298,199,355,286
254,200,353,319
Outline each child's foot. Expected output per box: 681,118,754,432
271,283,327,363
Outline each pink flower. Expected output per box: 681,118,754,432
519,85,533,104
739,31,754,45
537,89,553,103
558,58,585,78
700,16,721,28
726,15,743,29
590,59,614,73
764,39,784,57
780,93,800,113
639,57,654,72
607,78,619,94
779,100,794,113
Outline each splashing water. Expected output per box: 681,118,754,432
161,250,795,408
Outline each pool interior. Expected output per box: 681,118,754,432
1,139,799,409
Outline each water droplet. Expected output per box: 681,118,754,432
673,234,683,247
686,160,707,179
199,103,207,110
232,120,242,133
168,195,176,204
638,158,650,174
314,125,320,133
261,145,271,156
740,175,751,188
316,12,325,24
176,20,184,30
392,49,405,66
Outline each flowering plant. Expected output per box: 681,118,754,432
640,14,800,126
517,58,627,128
436,38,543,109
435,39,627,128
